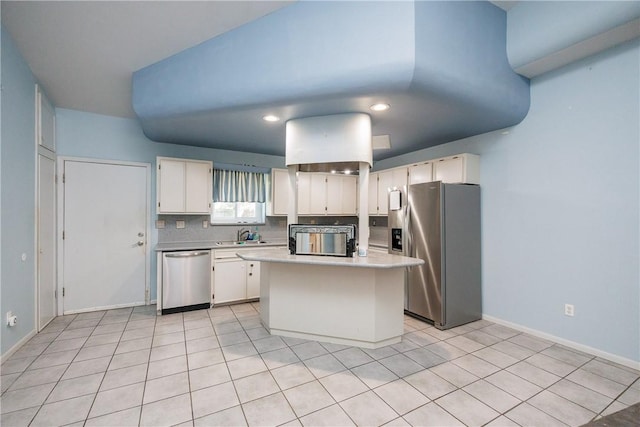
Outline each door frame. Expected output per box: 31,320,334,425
36,148,57,331
57,157,152,315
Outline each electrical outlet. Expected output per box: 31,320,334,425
564,304,574,317
202,220,209,229
155,219,165,229
176,220,186,229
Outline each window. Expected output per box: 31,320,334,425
211,202,265,225
211,168,267,224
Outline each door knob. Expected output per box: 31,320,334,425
137,241,144,246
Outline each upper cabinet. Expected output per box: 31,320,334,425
326,174,357,215
298,172,357,216
369,167,407,216
409,162,434,185
269,168,290,216
36,84,55,153
269,169,357,216
157,157,212,215
433,153,480,184
298,173,327,215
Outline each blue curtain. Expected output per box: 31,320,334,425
213,169,266,203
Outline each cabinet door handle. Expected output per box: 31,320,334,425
165,251,209,258
249,273,253,276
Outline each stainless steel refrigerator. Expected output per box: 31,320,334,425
388,181,481,329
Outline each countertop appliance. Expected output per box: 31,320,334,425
389,181,481,329
162,250,211,315
288,224,356,257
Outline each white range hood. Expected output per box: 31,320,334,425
284,113,373,256
285,113,372,168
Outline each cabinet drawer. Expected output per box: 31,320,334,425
214,249,240,260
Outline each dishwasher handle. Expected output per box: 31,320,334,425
164,251,210,258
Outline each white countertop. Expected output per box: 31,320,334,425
155,240,287,252
237,248,423,269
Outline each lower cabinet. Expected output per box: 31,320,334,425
213,257,247,304
213,249,262,305
246,261,260,299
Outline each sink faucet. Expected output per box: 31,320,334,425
237,227,250,241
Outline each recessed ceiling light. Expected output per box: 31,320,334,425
263,115,280,122
370,103,390,112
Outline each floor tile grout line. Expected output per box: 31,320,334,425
23,310,106,425
233,303,336,426
82,307,134,425
232,308,262,426
3,305,638,427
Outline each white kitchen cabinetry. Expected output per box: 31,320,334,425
298,173,327,215
214,258,246,304
157,157,212,214
433,153,480,184
326,174,357,215
369,167,407,215
368,172,379,215
409,162,434,184
36,85,56,153
246,261,260,299
270,168,290,216
269,170,358,216
213,249,262,304
296,172,357,216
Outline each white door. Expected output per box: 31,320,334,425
62,160,148,313
37,153,57,329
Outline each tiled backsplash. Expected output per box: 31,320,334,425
157,215,360,243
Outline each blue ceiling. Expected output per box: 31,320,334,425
132,1,530,161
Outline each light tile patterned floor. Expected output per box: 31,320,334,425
1,303,639,427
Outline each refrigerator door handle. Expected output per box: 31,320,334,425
405,203,412,257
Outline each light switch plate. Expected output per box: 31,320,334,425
156,220,165,229
176,220,186,229
202,220,209,228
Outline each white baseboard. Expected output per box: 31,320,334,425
0,329,37,364
482,314,640,371
150,299,157,305
64,301,146,315
2,301,159,364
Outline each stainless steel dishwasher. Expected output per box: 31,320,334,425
162,250,211,314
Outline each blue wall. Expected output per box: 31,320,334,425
2,27,638,365
1,28,37,355
376,40,640,363
55,109,286,302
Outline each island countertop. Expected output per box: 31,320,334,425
155,240,287,252
237,248,423,269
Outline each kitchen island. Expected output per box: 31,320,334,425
238,248,423,349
